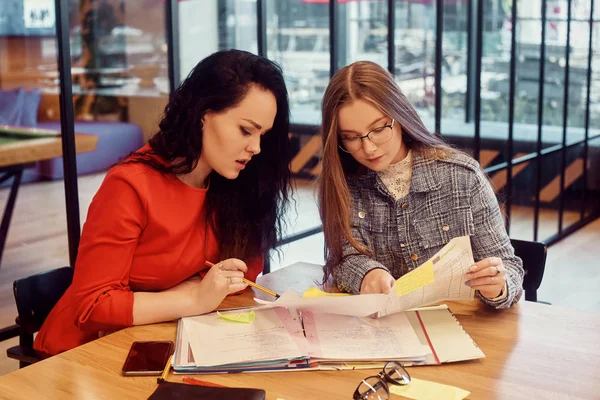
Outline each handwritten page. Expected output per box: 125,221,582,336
378,236,475,317
395,260,435,296
303,311,426,361
183,308,305,367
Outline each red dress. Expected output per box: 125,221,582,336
34,148,263,355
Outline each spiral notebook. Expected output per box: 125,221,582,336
173,305,484,374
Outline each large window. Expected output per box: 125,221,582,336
339,0,388,68
393,1,437,131
180,0,257,80
266,0,330,124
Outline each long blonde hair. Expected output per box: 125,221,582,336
319,61,454,284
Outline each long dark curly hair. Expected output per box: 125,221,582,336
125,50,292,262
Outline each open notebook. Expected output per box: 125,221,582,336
173,305,484,374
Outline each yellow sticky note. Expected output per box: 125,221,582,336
395,261,435,296
302,287,351,298
217,310,256,324
390,378,470,400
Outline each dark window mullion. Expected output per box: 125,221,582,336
474,0,483,163
55,0,80,266
387,0,395,75
257,0,267,57
165,0,180,97
558,0,573,234
506,0,518,234
465,0,474,123
329,0,339,78
435,0,443,135
534,0,548,242
581,0,595,220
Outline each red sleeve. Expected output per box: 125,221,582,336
71,168,147,332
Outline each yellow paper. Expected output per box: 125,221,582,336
302,287,351,298
390,378,470,400
217,310,256,324
395,261,435,296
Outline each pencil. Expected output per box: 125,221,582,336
157,354,173,384
204,260,280,299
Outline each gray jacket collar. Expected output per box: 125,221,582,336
349,151,441,193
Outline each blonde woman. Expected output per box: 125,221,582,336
318,61,523,308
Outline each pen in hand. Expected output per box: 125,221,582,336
204,260,280,299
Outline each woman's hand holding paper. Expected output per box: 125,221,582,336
464,257,506,299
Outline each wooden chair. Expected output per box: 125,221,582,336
6,266,73,368
510,239,548,302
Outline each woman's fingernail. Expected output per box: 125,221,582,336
464,280,471,286
469,265,477,272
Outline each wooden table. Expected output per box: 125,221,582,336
0,126,98,265
0,262,598,399
0,125,98,168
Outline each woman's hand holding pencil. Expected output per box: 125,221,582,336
205,261,280,299
188,258,249,314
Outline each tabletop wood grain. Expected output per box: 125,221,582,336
0,131,98,168
0,262,598,400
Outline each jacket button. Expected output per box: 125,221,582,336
400,243,406,248
358,211,366,219
411,253,418,261
401,203,408,209
442,225,450,232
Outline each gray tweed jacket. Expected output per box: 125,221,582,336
334,150,524,308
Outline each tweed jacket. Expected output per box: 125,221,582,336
334,150,524,309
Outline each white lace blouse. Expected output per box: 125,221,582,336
377,150,413,200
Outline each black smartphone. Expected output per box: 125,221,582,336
121,340,174,376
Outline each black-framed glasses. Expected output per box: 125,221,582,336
339,119,395,154
353,361,411,400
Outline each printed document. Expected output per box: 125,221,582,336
256,236,475,318
378,235,475,317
